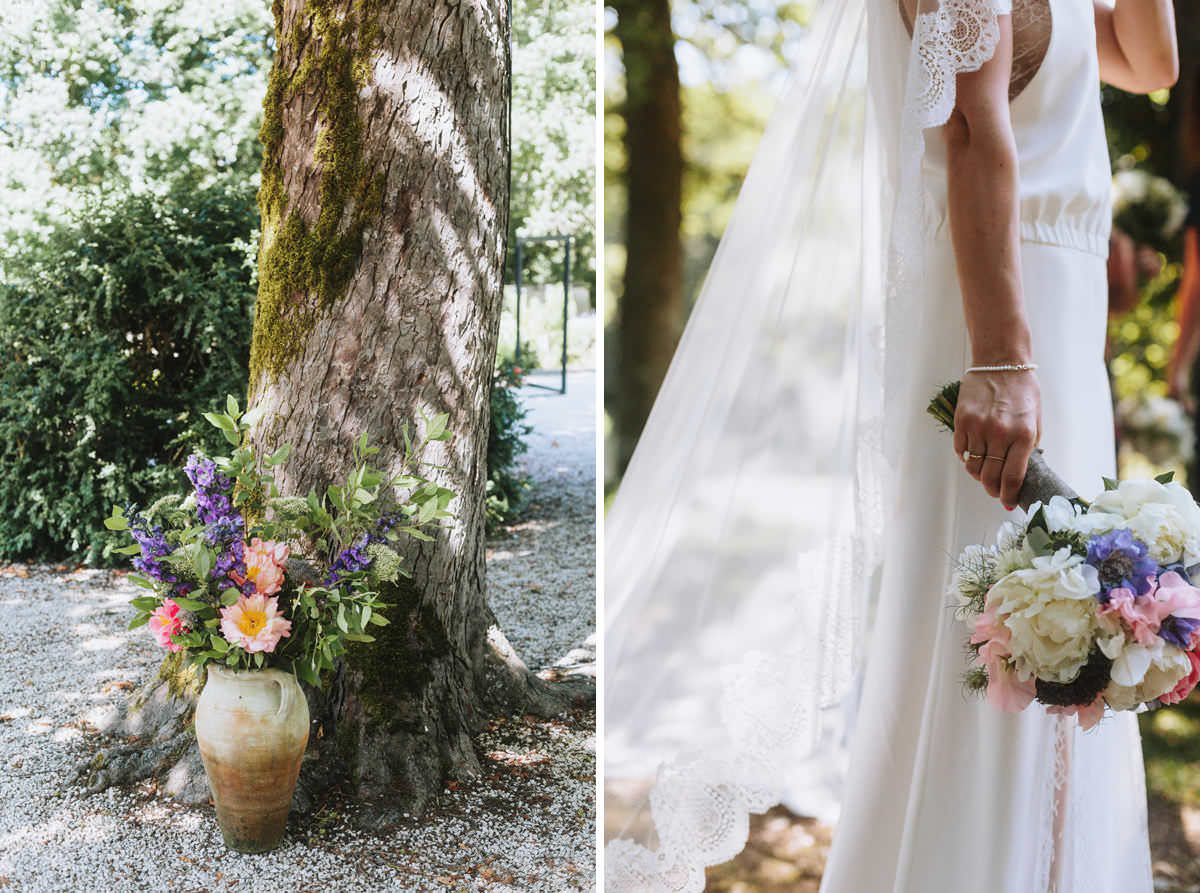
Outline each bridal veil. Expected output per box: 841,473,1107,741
603,0,1012,888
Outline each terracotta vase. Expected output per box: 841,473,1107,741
195,666,310,853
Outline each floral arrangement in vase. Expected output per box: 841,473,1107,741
105,396,458,686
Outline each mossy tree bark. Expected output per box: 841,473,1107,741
82,0,590,820
610,0,684,476
247,0,589,817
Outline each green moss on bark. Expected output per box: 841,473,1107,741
350,575,454,731
250,0,387,392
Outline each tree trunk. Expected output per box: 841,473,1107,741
80,0,590,821
611,0,684,475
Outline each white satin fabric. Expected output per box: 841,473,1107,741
819,1,1153,890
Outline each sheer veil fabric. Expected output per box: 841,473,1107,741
599,0,1070,888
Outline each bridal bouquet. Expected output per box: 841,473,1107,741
104,397,457,687
930,383,1200,728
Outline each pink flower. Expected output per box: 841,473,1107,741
1048,694,1106,731
1097,587,1163,646
219,593,292,653
148,599,186,652
972,606,1034,711
243,538,290,596
984,658,1037,713
971,605,1011,658
1161,650,1200,706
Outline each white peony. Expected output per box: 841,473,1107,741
987,548,1101,684
1103,640,1191,711
1088,479,1200,565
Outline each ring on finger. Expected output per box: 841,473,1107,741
962,450,986,462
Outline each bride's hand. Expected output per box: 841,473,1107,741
952,370,1042,509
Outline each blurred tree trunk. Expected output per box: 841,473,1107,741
1174,1,1200,179
611,0,684,474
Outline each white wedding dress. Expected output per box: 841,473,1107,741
603,0,1155,890
819,1,1154,890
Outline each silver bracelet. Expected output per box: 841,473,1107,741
965,363,1039,374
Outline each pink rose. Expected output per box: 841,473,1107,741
1161,650,1200,706
147,599,186,652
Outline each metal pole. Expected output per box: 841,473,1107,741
561,236,571,394
515,238,524,366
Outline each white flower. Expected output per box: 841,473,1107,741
1089,479,1200,565
996,520,1024,552
1103,641,1191,711
987,548,1101,684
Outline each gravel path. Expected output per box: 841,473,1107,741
0,373,597,892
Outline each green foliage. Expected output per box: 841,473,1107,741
512,0,597,295
487,359,534,531
1109,261,1182,403
0,178,258,562
110,399,456,687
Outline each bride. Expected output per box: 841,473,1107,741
603,0,1178,891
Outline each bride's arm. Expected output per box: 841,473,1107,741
945,15,1041,510
1094,0,1178,93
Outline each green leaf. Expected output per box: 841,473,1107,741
128,613,150,630
220,588,241,607
1027,506,1048,534
226,652,239,667
104,514,129,531
113,543,143,555
254,651,265,668
368,613,389,626
361,605,372,627
130,596,159,610
267,443,291,466
426,412,448,441
1102,476,1119,492
1026,526,1053,556
336,604,348,633
343,633,375,643
211,636,230,653
1156,471,1176,484
241,405,266,429
129,575,157,590
226,394,240,419
295,660,319,688
173,597,207,612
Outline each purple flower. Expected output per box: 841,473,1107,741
184,455,248,591
327,533,373,585
1086,529,1158,600
1160,614,1200,649
127,507,175,585
184,455,235,526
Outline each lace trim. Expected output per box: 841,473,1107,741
604,2,1009,890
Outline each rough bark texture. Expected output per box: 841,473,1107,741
611,0,684,475
248,0,589,819
80,0,591,821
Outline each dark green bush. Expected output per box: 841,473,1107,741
0,178,257,563
486,358,534,531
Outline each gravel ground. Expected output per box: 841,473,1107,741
0,370,597,892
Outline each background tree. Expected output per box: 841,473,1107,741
608,0,684,476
